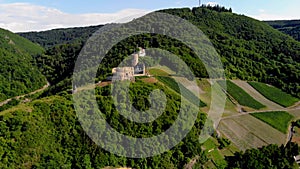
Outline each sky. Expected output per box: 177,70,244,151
0,0,300,32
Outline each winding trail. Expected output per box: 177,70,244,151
0,82,50,107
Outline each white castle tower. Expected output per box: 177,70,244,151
138,47,146,57
132,53,139,67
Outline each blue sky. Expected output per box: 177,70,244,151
1,0,300,32
2,0,298,15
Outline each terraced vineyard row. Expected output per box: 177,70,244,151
217,80,266,109
250,111,294,134
248,82,299,107
156,76,206,107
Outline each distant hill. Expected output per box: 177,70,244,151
265,20,300,41
0,28,46,102
18,25,103,49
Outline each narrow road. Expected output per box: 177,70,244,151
289,101,300,109
220,100,300,146
0,81,50,107
221,107,300,120
286,125,294,144
221,104,300,120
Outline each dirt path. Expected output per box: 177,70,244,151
220,100,300,148
221,106,300,120
231,80,283,110
290,101,300,109
0,82,50,107
286,125,294,144
173,77,205,94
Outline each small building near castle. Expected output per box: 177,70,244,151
138,47,146,57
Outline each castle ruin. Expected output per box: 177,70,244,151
112,47,146,81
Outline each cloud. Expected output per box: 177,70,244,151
0,3,150,32
250,10,300,21
206,2,219,7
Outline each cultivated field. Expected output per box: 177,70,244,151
139,77,158,84
232,80,283,110
217,80,265,109
174,76,205,94
148,68,170,76
251,111,294,133
156,76,206,107
197,79,239,117
149,66,176,75
248,82,299,107
128,75,299,153
218,114,286,151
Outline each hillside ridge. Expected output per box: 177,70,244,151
0,28,46,102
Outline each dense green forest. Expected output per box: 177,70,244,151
0,80,210,168
226,142,299,169
0,28,46,102
266,20,300,41
18,25,103,49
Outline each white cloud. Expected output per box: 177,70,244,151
206,2,219,7
250,9,300,21
0,3,150,32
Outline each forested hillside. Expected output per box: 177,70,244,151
226,142,299,168
18,25,103,49
0,28,46,102
0,81,209,168
22,7,300,98
266,20,300,41
159,7,300,98
18,26,103,96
